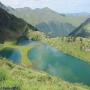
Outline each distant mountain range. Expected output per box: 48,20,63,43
0,2,90,38
12,7,88,37
13,7,88,26
0,4,38,43
66,13,90,16
69,18,90,37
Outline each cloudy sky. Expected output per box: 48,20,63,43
0,0,90,13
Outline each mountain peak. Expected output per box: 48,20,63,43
16,7,32,12
42,7,51,10
34,7,51,11
23,7,32,10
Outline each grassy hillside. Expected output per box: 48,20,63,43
41,37,90,64
0,2,90,90
27,30,90,64
0,31,89,90
19,30,90,64
0,59,90,90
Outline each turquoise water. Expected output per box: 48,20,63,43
0,48,21,63
28,44,90,85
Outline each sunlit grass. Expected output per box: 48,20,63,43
41,37,90,64
0,38,90,90
0,59,90,90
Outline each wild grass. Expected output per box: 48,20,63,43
41,37,90,64
0,34,90,90
0,59,90,90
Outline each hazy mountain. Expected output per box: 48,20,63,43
10,7,88,37
14,7,87,26
0,2,89,37
69,18,90,37
0,7,38,43
36,21,75,37
66,13,90,16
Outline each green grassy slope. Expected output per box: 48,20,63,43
0,59,90,90
0,31,90,90
23,30,90,64
41,37,90,64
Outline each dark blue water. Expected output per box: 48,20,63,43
0,48,21,63
28,44,90,85
16,37,33,45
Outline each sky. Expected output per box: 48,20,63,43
0,0,90,13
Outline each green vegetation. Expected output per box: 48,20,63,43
26,30,90,64
0,2,90,90
27,31,48,41
41,37,90,64
24,30,90,64
0,36,90,90
84,23,90,32
0,59,90,90
0,31,90,90
0,59,20,89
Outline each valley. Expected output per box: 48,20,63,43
0,1,90,90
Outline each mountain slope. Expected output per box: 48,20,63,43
14,7,87,26
66,12,90,16
36,21,75,37
0,7,38,43
11,7,88,37
0,2,89,37
0,2,9,11
69,18,90,37
0,59,89,90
